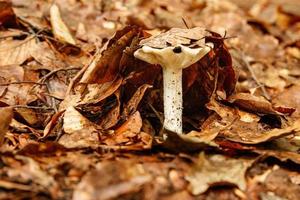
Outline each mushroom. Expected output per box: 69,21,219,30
134,30,212,134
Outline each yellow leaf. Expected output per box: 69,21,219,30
50,4,76,45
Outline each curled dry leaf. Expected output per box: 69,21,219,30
122,84,152,117
50,4,76,45
206,99,300,144
79,26,143,84
186,153,254,195
79,78,123,105
221,118,300,144
103,111,152,149
228,93,295,115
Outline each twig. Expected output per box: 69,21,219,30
240,51,271,100
0,81,45,87
65,53,100,96
232,47,271,100
65,63,90,96
148,103,163,125
38,66,81,83
12,105,55,110
181,17,190,29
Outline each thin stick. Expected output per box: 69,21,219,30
65,52,100,96
0,81,45,86
232,47,271,100
181,17,190,29
12,105,55,110
38,66,81,83
241,51,271,100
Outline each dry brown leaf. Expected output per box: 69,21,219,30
58,106,99,148
0,65,24,81
255,149,300,165
79,26,141,84
0,107,13,146
102,111,152,149
273,84,300,118
43,110,65,138
122,84,152,117
99,91,121,129
222,118,300,144
50,4,76,45
186,153,254,195
79,78,123,105
30,41,67,70
206,100,299,144
0,1,16,27
0,83,37,105
0,180,32,191
228,93,295,115
261,168,300,200
73,160,152,200
14,107,52,128
0,37,36,66
161,132,218,153
104,111,143,146
0,65,24,96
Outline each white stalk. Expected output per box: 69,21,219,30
163,67,183,134
134,44,212,135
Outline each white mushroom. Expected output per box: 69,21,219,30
134,44,211,134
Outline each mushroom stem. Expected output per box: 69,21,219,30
134,43,212,136
163,67,183,134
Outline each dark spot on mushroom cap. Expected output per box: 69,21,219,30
173,46,182,53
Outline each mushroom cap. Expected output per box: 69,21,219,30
134,45,212,70
140,27,208,49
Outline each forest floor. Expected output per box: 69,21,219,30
0,0,300,199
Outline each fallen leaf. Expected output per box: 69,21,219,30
103,111,152,149
0,1,16,27
273,84,300,118
122,84,152,117
58,106,99,148
186,153,254,195
79,78,123,105
50,4,76,45
262,168,300,200
221,118,300,144
0,106,13,146
255,149,300,165
79,26,141,84
30,41,67,70
228,93,295,115
0,37,36,66
73,160,152,200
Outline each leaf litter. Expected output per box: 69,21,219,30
0,0,300,199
